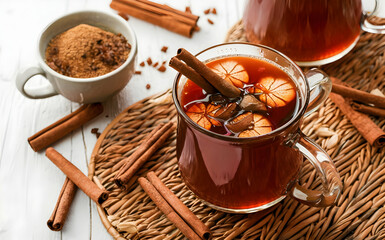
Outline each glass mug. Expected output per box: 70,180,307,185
243,0,385,66
172,43,342,213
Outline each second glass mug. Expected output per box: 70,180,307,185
172,43,342,213
243,0,385,66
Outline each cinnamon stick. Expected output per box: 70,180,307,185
110,0,199,38
176,48,241,98
147,171,211,240
138,177,201,240
112,124,164,173
352,102,385,118
169,57,216,94
331,79,385,109
329,93,385,147
47,178,77,231
114,122,175,189
28,103,103,152
45,147,109,204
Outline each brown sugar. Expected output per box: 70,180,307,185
45,24,131,78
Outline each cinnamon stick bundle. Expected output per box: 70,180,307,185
111,124,163,173
47,178,77,231
175,48,241,98
329,93,385,147
331,78,385,109
114,122,175,189
46,147,109,204
110,0,199,38
28,103,103,152
352,103,385,118
146,171,211,240
138,176,207,240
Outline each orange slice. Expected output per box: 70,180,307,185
206,104,222,126
254,77,296,107
211,60,249,88
186,103,212,130
239,114,273,137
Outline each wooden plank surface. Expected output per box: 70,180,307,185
0,0,246,239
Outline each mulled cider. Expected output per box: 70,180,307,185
181,56,298,136
243,0,362,65
177,55,302,210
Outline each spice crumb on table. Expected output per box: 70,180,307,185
158,65,167,72
146,57,153,65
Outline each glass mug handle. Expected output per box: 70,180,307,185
361,0,385,34
289,68,342,207
304,68,332,116
290,133,343,207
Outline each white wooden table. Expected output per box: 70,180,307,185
0,0,383,239
0,0,247,239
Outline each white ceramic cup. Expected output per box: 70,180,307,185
16,10,137,103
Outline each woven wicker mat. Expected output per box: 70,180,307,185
89,20,385,240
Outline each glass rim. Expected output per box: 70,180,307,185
172,42,310,142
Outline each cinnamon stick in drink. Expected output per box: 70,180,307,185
47,178,77,231
28,103,103,152
176,48,241,98
138,177,201,240
351,102,385,118
329,93,385,147
114,122,175,189
46,147,109,204
147,171,211,240
331,79,385,109
169,57,216,94
110,0,199,38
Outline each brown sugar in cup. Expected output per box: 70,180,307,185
16,10,138,103
45,24,131,78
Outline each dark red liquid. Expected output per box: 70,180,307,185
177,56,302,209
243,0,362,62
181,56,298,136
